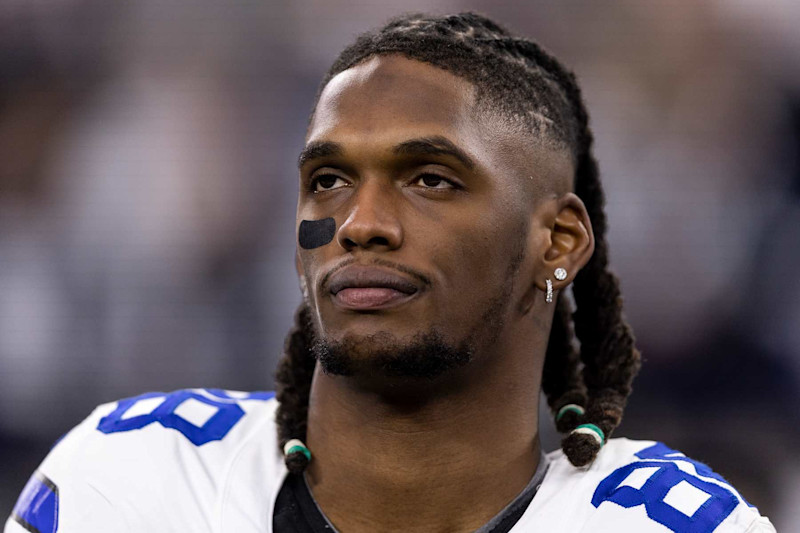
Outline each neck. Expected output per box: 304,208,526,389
304,335,545,533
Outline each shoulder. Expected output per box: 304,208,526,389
515,438,775,533
5,389,283,533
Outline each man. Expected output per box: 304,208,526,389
5,12,775,533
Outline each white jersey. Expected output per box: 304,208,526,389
5,389,775,533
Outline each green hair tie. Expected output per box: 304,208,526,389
283,439,312,462
556,404,585,422
573,423,605,445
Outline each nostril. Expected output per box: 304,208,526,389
367,236,390,247
340,235,391,249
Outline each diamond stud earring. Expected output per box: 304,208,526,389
554,267,567,281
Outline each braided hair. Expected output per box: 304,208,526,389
276,12,641,471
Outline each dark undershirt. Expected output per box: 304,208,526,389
272,452,549,533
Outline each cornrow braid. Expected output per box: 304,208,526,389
541,294,587,434
277,11,641,471
491,33,643,464
564,120,642,465
548,42,640,461
274,304,316,473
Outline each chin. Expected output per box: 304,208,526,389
311,327,474,380
324,329,402,361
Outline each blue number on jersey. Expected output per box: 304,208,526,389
636,442,753,508
592,444,740,533
97,389,274,446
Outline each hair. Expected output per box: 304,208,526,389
276,11,641,471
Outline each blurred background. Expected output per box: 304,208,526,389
1,0,798,529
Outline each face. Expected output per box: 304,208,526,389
296,54,572,377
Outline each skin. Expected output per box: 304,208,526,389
295,54,595,533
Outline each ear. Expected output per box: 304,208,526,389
537,192,594,292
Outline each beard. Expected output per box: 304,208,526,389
311,328,473,379
310,287,512,380
309,223,527,381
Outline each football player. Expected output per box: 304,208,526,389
6,12,775,533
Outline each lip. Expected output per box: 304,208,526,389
327,265,422,310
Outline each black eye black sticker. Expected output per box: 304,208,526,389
298,218,336,249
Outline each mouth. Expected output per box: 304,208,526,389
327,265,422,311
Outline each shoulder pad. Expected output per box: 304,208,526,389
539,438,774,533
5,389,278,533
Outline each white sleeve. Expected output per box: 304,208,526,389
3,406,130,533
4,389,278,533
744,516,777,533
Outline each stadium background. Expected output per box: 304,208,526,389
1,1,798,530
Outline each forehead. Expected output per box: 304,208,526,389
308,54,477,144
306,54,574,195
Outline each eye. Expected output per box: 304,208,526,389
412,173,456,190
311,174,349,192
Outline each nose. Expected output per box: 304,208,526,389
337,179,403,251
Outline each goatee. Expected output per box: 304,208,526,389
311,329,474,379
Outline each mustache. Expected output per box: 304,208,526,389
319,257,433,292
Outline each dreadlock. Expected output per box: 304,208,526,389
275,11,641,471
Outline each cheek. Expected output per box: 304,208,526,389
298,218,336,250
426,213,520,298
295,214,339,280
297,248,324,304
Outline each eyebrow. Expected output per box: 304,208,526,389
297,141,343,169
297,135,476,170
